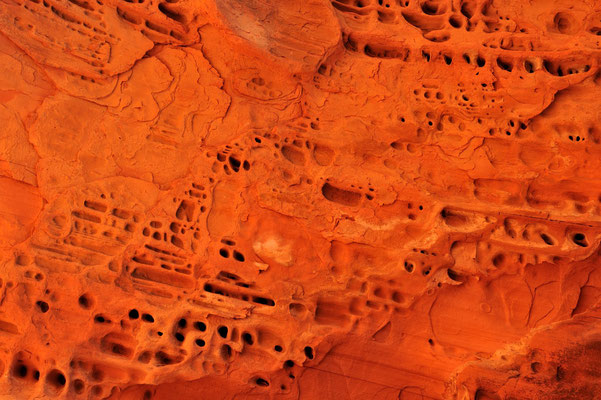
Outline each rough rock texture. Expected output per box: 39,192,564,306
1,0,601,398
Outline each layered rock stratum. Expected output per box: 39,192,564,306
0,0,601,398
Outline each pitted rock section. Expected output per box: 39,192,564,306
0,0,601,399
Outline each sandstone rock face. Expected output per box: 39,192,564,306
0,0,601,398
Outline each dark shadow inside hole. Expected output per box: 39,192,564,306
573,233,588,247
233,250,245,262
142,314,154,323
304,346,314,359
217,326,228,338
242,332,253,345
255,377,269,387
540,233,554,246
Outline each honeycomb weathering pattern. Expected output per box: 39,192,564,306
0,0,601,397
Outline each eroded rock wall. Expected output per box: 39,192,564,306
0,0,600,398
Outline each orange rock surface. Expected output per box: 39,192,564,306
1,0,601,398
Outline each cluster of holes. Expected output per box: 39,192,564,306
203,281,275,307
400,244,441,277
75,198,138,240
130,244,194,276
239,329,287,359
10,356,66,393
421,50,486,69
24,271,44,281
212,149,251,175
137,181,211,264
99,310,154,325
109,335,175,365
488,119,525,137
142,217,203,253
218,239,245,262
333,0,527,38
174,318,187,343
145,316,210,350
347,276,411,315
568,135,584,142
12,362,39,382
355,30,593,81
406,202,424,221
373,285,403,303
194,320,207,347
413,87,444,102
116,0,186,41
128,309,156,322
